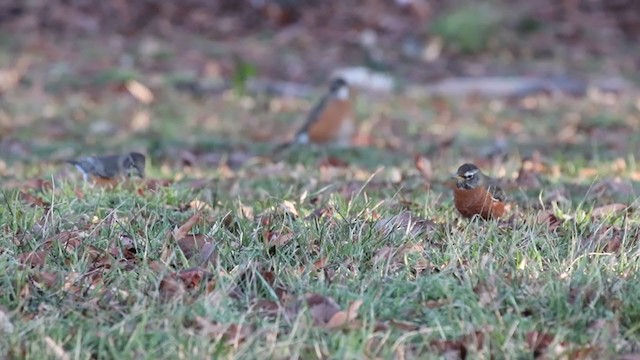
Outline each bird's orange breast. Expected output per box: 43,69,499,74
90,175,120,188
306,99,353,144
453,186,506,220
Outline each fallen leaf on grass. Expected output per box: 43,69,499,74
306,293,363,330
108,236,137,260
19,191,49,208
44,336,70,360
526,331,555,358
325,299,363,329
388,319,420,331
591,203,628,218
279,200,299,218
136,179,173,194
17,251,48,267
537,210,563,232
125,80,154,104
159,275,186,299
194,317,251,347
31,271,62,289
265,231,294,248
516,156,543,189
0,307,14,334
5,179,53,191
177,234,216,266
252,299,281,316
590,178,634,202
584,226,624,253
177,234,210,258
414,154,432,182
189,199,214,212
159,268,215,299
319,156,349,168
375,211,436,237
304,206,333,221
473,276,498,307
43,231,82,253
174,212,201,241
430,330,487,360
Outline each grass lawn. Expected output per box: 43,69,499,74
1,40,640,359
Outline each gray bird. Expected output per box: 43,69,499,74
67,152,146,183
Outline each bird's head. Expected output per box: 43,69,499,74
329,77,350,100
455,163,481,189
123,152,146,178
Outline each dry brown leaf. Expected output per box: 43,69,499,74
267,231,294,248
591,203,628,218
189,199,213,212
44,336,70,360
176,268,211,290
526,331,555,357
305,294,362,330
177,234,209,258
279,200,299,218
516,155,543,189
130,110,150,132
125,80,154,104
138,178,173,193
375,211,436,237
325,300,363,329
0,307,14,334
473,276,498,307
32,271,62,289
159,274,185,299
389,319,420,331
19,191,49,208
313,257,327,271
414,154,432,182
429,339,466,360
319,156,349,168
177,234,216,266
44,231,82,253
253,299,280,317
174,213,201,241
108,236,137,260
18,251,49,268
306,293,340,325
194,317,251,347
304,206,333,221
537,210,563,232
9,179,53,191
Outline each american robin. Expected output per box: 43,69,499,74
67,152,145,185
453,163,507,220
275,77,355,151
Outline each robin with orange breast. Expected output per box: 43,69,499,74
67,152,145,186
274,77,355,152
453,163,507,220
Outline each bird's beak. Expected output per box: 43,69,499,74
451,173,460,180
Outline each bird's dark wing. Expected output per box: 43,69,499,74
488,183,507,202
295,94,329,139
93,155,121,178
67,158,95,174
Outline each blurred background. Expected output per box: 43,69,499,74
1,0,639,177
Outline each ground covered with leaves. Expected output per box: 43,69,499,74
2,3,640,359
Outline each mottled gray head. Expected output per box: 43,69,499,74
329,77,350,100
123,152,146,178
456,163,481,189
